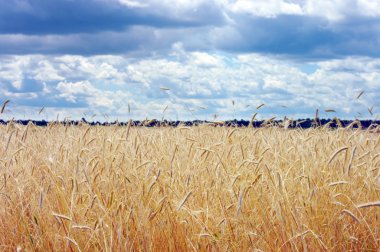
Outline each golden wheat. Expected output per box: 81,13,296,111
0,124,379,251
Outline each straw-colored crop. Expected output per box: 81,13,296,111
0,123,379,251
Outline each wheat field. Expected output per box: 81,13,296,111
0,122,379,251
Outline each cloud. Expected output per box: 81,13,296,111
118,0,149,8
212,13,380,58
0,51,379,121
227,0,380,21
0,0,379,58
227,0,303,17
0,1,379,121
304,0,380,21
0,0,225,35
56,80,97,103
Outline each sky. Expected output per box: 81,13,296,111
1,0,380,121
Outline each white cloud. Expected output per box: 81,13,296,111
303,0,348,21
0,56,29,83
357,0,380,17
0,52,379,121
222,0,380,21
34,60,65,82
228,0,303,17
118,0,149,8
56,80,96,103
189,52,223,67
11,80,22,90
304,0,380,21
263,76,287,90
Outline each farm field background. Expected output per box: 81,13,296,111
0,123,379,251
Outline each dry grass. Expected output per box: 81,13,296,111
0,123,379,251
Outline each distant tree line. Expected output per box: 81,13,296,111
0,118,379,129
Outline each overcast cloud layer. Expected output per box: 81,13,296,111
0,0,379,120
